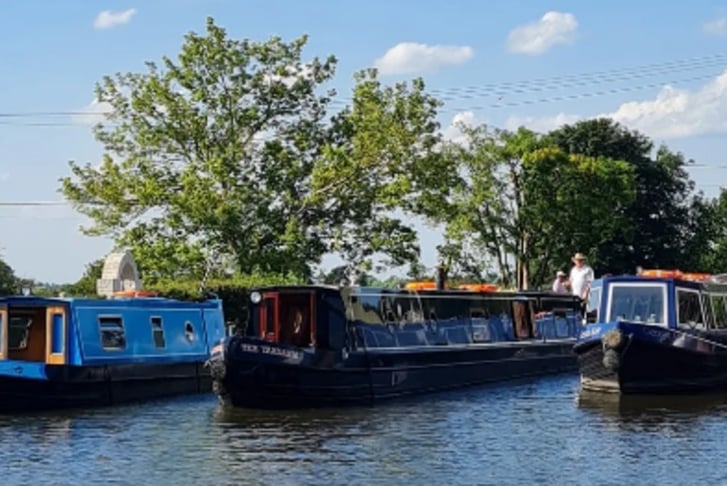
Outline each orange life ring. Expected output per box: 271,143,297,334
639,269,713,282
458,283,499,293
112,290,159,298
404,281,439,291
680,273,712,282
639,269,682,278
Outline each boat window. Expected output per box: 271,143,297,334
184,322,196,342
8,316,32,350
677,289,704,328
710,294,727,329
608,284,665,325
151,316,165,348
99,316,126,350
586,288,601,324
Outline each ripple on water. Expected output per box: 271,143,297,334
2,375,727,485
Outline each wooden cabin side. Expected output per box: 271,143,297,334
0,296,226,372
0,297,70,372
243,286,583,353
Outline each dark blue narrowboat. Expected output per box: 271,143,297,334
207,280,585,409
574,270,727,394
0,294,227,412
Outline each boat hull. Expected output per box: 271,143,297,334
209,338,578,409
0,362,212,413
575,324,727,394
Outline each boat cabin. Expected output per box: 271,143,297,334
585,271,727,331
246,285,584,351
0,295,226,376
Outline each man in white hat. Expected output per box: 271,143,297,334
568,252,594,300
552,270,568,293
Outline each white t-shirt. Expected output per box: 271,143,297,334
552,278,567,293
570,265,594,299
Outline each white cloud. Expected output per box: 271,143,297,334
442,111,480,145
93,9,137,30
71,98,113,126
704,17,727,36
506,11,578,55
505,113,582,133
503,68,727,139
374,42,474,76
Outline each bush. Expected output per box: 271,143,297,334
149,272,305,333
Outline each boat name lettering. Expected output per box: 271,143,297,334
239,343,302,360
240,343,260,353
259,346,302,360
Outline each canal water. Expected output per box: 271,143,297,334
2,374,726,485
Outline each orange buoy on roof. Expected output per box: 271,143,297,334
638,269,713,282
404,281,439,291
639,269,682,278
458,283,499,293
112,290,159,298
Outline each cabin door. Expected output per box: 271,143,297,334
0,304,6,360
260,293,279,342
45,306,67,365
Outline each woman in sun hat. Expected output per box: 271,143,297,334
552,270,568,293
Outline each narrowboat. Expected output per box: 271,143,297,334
0,251,227,412
207,277,585,409
574,270,727,394
0,294,227,412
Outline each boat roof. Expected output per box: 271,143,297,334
0,295,221,308
251,284,582,301
594,274,727,293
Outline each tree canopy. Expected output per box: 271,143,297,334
61,17,449,284
426,124,635,289
56,17,727,292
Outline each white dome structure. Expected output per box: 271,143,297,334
96,250,143,297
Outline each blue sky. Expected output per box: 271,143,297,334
2,0,727,282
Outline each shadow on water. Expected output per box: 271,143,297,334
577,389,727,417
576,389,727,436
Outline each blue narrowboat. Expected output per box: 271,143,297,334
208,277,585,409
0,294,227,412
574,270,727,394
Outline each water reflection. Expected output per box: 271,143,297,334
577,389,727,417
3,377,727,484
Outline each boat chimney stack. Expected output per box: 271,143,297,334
435,262,448,290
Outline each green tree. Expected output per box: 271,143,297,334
0,258,18,295
307,68,451,274
700,189,727,273
62,258,105,296
430,124,635,289
547,118,705,274
61,19,449,282
61,17,337,282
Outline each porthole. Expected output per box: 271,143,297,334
184,322,196,342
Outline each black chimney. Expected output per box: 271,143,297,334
435,263,448,290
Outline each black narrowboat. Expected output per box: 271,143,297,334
207,281,584,409
574,270,727,394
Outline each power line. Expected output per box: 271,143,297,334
1,51,726,124
0,69,718,128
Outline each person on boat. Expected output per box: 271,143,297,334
551,270,568,293
568,252,594,300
